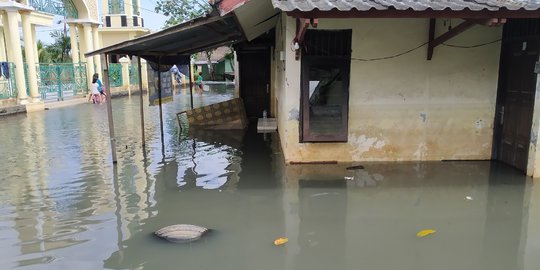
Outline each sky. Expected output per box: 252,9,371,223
35,0,168,44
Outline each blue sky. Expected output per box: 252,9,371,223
36,0,168,44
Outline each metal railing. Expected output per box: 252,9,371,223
108,63,123,88
29,0,78,18
0,62,17,99
37,63,87,101
129,64,139,85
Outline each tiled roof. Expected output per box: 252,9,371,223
272,0,540,12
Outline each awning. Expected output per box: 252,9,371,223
85,14,244,66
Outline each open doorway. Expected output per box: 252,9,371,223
236,31,275,120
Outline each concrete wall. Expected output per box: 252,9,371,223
273,15,503,163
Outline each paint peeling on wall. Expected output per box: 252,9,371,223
288,108,299,120
413,142,428,160
349,134,386,158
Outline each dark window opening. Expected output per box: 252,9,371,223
301,29,352,142
121,15,127,27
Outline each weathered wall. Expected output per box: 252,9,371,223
273,15,502,163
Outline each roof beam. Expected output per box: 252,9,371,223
427,19,476,60
287,9,540,19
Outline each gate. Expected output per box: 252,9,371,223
0,62,17,99
37,63,87,101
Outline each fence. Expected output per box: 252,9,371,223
108,63,123,88
37,63,87,101
0,62,18,99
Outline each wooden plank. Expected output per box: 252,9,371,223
427,18,436,60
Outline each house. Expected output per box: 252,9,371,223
194,46,235,81
87,0,540,177
224,0,540,176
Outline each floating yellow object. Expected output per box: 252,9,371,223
416,229,436,237
274,237,288,246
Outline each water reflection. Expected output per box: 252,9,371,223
0,86,539,269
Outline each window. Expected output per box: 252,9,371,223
301,30,352,142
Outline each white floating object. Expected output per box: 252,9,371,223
344,176,354,181
466,196,473,201
155,224,210,243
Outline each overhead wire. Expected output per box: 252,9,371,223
351,38,502,62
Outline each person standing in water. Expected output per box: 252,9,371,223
91,73,102,104
196,72,204,95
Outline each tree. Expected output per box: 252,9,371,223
155,0,216,80
154,0,212,27
47,30,71,63
37,41,52,63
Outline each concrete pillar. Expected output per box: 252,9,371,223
141,58,148,90
119,56,130,95
125,0,133,17
31,24,38,63
77,25,85,62
82,23,95,92
0,26,6,61
5,10,28,103
102,0,109,15
21,11,39,100
136,0,141,15
68,24,80,63
1,14,12,61
92,25,101,78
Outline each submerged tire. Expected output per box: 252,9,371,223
155,224,210,243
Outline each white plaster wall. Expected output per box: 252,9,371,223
275,16,502,163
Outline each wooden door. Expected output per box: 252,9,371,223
497,39,538,171
238,49,271,119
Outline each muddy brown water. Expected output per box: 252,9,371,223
1,86,540,269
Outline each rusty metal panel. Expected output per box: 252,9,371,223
272,0,540,12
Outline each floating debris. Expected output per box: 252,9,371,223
155,224,210,243
416,229,436,238
274,237,288,246
344,176,354,181
465,196,473,201
346,165,365,170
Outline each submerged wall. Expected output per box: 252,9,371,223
273,15,502,163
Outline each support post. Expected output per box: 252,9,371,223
188,63,194,110
5,10,28,103
427,18,436,60
83,24,95,92
92,25,102,78
68,23,80,64
103,54,118,163
137,56,146,147
157,57,165,158
119,56,130,95
21,11,39,100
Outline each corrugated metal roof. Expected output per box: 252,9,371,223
272,0,540,12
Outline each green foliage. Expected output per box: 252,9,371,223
47,30,72,63
154,0,212,27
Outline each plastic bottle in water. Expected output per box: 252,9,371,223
263,110,267,119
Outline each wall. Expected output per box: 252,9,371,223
274,15,502,163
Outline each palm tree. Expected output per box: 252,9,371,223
37,40,52,63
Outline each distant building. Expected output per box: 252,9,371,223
194,47,234,81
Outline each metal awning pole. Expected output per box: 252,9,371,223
137,55,146,148
188,63,194,110
157,57,165,157
103,53,118,163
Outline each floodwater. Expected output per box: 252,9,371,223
1,86,540,270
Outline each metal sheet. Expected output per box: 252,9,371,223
272,0,540,12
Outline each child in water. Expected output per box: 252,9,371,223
196,72,204,95
91,73,103,104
